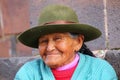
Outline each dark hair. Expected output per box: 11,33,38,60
69,33,95,57
79,43,96,57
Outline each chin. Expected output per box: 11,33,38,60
45,61,62,68
47,63,60,68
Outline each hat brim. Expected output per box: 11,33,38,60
18,24,101,48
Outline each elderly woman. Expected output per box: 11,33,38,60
14,5,118,80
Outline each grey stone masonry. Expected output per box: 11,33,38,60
0,57,36,80
105,50,120,79
106,0,120,49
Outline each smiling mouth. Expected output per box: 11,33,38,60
46,53,59,56
44,54,61,59
45,52,61,56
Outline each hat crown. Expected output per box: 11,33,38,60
38,5,79,25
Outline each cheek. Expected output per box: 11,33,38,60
38,45,46,56
56,42,67,51
56,41,74,55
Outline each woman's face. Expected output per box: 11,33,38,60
38,32,83,68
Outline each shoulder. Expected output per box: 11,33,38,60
25,58,42,66
80,53,114,71
79,53,118,79
21,58,42,69
14,58,43,80
79,53,111,66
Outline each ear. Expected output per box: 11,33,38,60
74,35,84,52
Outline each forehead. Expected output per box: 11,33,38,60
39,32,70,39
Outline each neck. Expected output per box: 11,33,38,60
54,53,79,71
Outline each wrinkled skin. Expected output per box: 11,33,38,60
38,32,84,68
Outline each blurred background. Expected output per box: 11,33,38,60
0,0,120,79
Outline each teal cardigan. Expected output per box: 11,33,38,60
14,53,118,80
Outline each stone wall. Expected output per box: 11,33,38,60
0,0,120,80
0,57,36,80
105,50,120,79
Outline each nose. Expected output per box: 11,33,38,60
47,40,55,51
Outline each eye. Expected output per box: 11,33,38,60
54,36,62,41
39,39,48,44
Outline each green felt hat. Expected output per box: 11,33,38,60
18,5,101,48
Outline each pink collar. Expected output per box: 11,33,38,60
55,53,79,71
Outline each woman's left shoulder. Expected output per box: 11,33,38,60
83,53,111,66
83,54,118,79
80,53,116,73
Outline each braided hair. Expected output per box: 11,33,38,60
79,43,96,57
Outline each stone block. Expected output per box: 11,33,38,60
0,57,36,80
0,38,10,58
16,42,33,57
0,0,30,36
105,50,120,79
0,35,33,57
0,27,3,38
106,0,120,49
